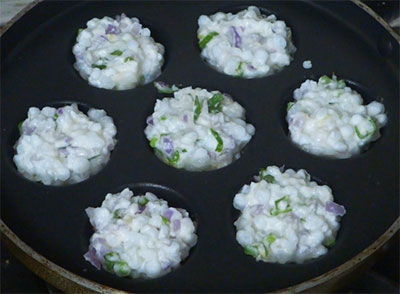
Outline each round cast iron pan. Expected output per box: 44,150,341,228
1,0,399,292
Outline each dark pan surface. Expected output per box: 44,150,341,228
1,1,399,292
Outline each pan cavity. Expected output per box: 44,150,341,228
83,183,198,279
144,83,255,171
232,165,346,264
73,13,165,90
13,102,117,186
285,75,387,159
197,6,296,79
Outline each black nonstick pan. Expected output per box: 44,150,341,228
1,1,399,292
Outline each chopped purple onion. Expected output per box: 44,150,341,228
83,246,101,270
162,261,171,271
173,219,181,231
105,24,120,35
22,125,35,136
251,204,264,216
183,114,188,123
162,137,174,155
146,115,154,125
248,65,256,71
325,201,346,216
207,150,216,160
100,35,108,42
65,136,72,144
231,26,242,48
57,108,63,115
163,209,174,221
58,148,69,156
131,22,142,34
136,205,146,214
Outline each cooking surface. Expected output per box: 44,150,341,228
1,1,399,292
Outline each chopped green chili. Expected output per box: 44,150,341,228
111,50,123,56
270,195,292,216
199,31,219,49
194,96,202,122
207,93,224,114
210,128,223,152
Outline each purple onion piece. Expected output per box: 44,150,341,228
207,150,216,160
162,262,172,271
131,22,142,34
248,65,256,71
162,137,174,156
22,125,35,136
173,219,181,231
163,209,174,221
65,136,72,144
325,201,346,216
183,114,188,123
57,108,63,115
146,115,154,126
83,246,101,270
105,24,120,34
231,26,242,48
58,148,69,156
136,205,146,214
100,35,108,42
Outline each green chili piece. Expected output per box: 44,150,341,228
244,245,258,257
114,261,131,277
319,75,331,84
18,121,23,134
266,233,276,245
270,195,292,216
111,50,123,56
259,168,275,183
207,93,224,114
113,208,124,219
124,56,134,62
323,237,336,248
287,102,294,111
161,216,170,225
210,128,223,152
337,79,346,88
138,197,149,206
194,96,202,122
235,62,244,77
167,151,180,165
150,137,158,148
104,252,120,271
91,64,107,70
199,31,219,49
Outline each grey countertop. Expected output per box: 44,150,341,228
0,0,35,26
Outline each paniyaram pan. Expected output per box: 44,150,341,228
1,0,399,292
